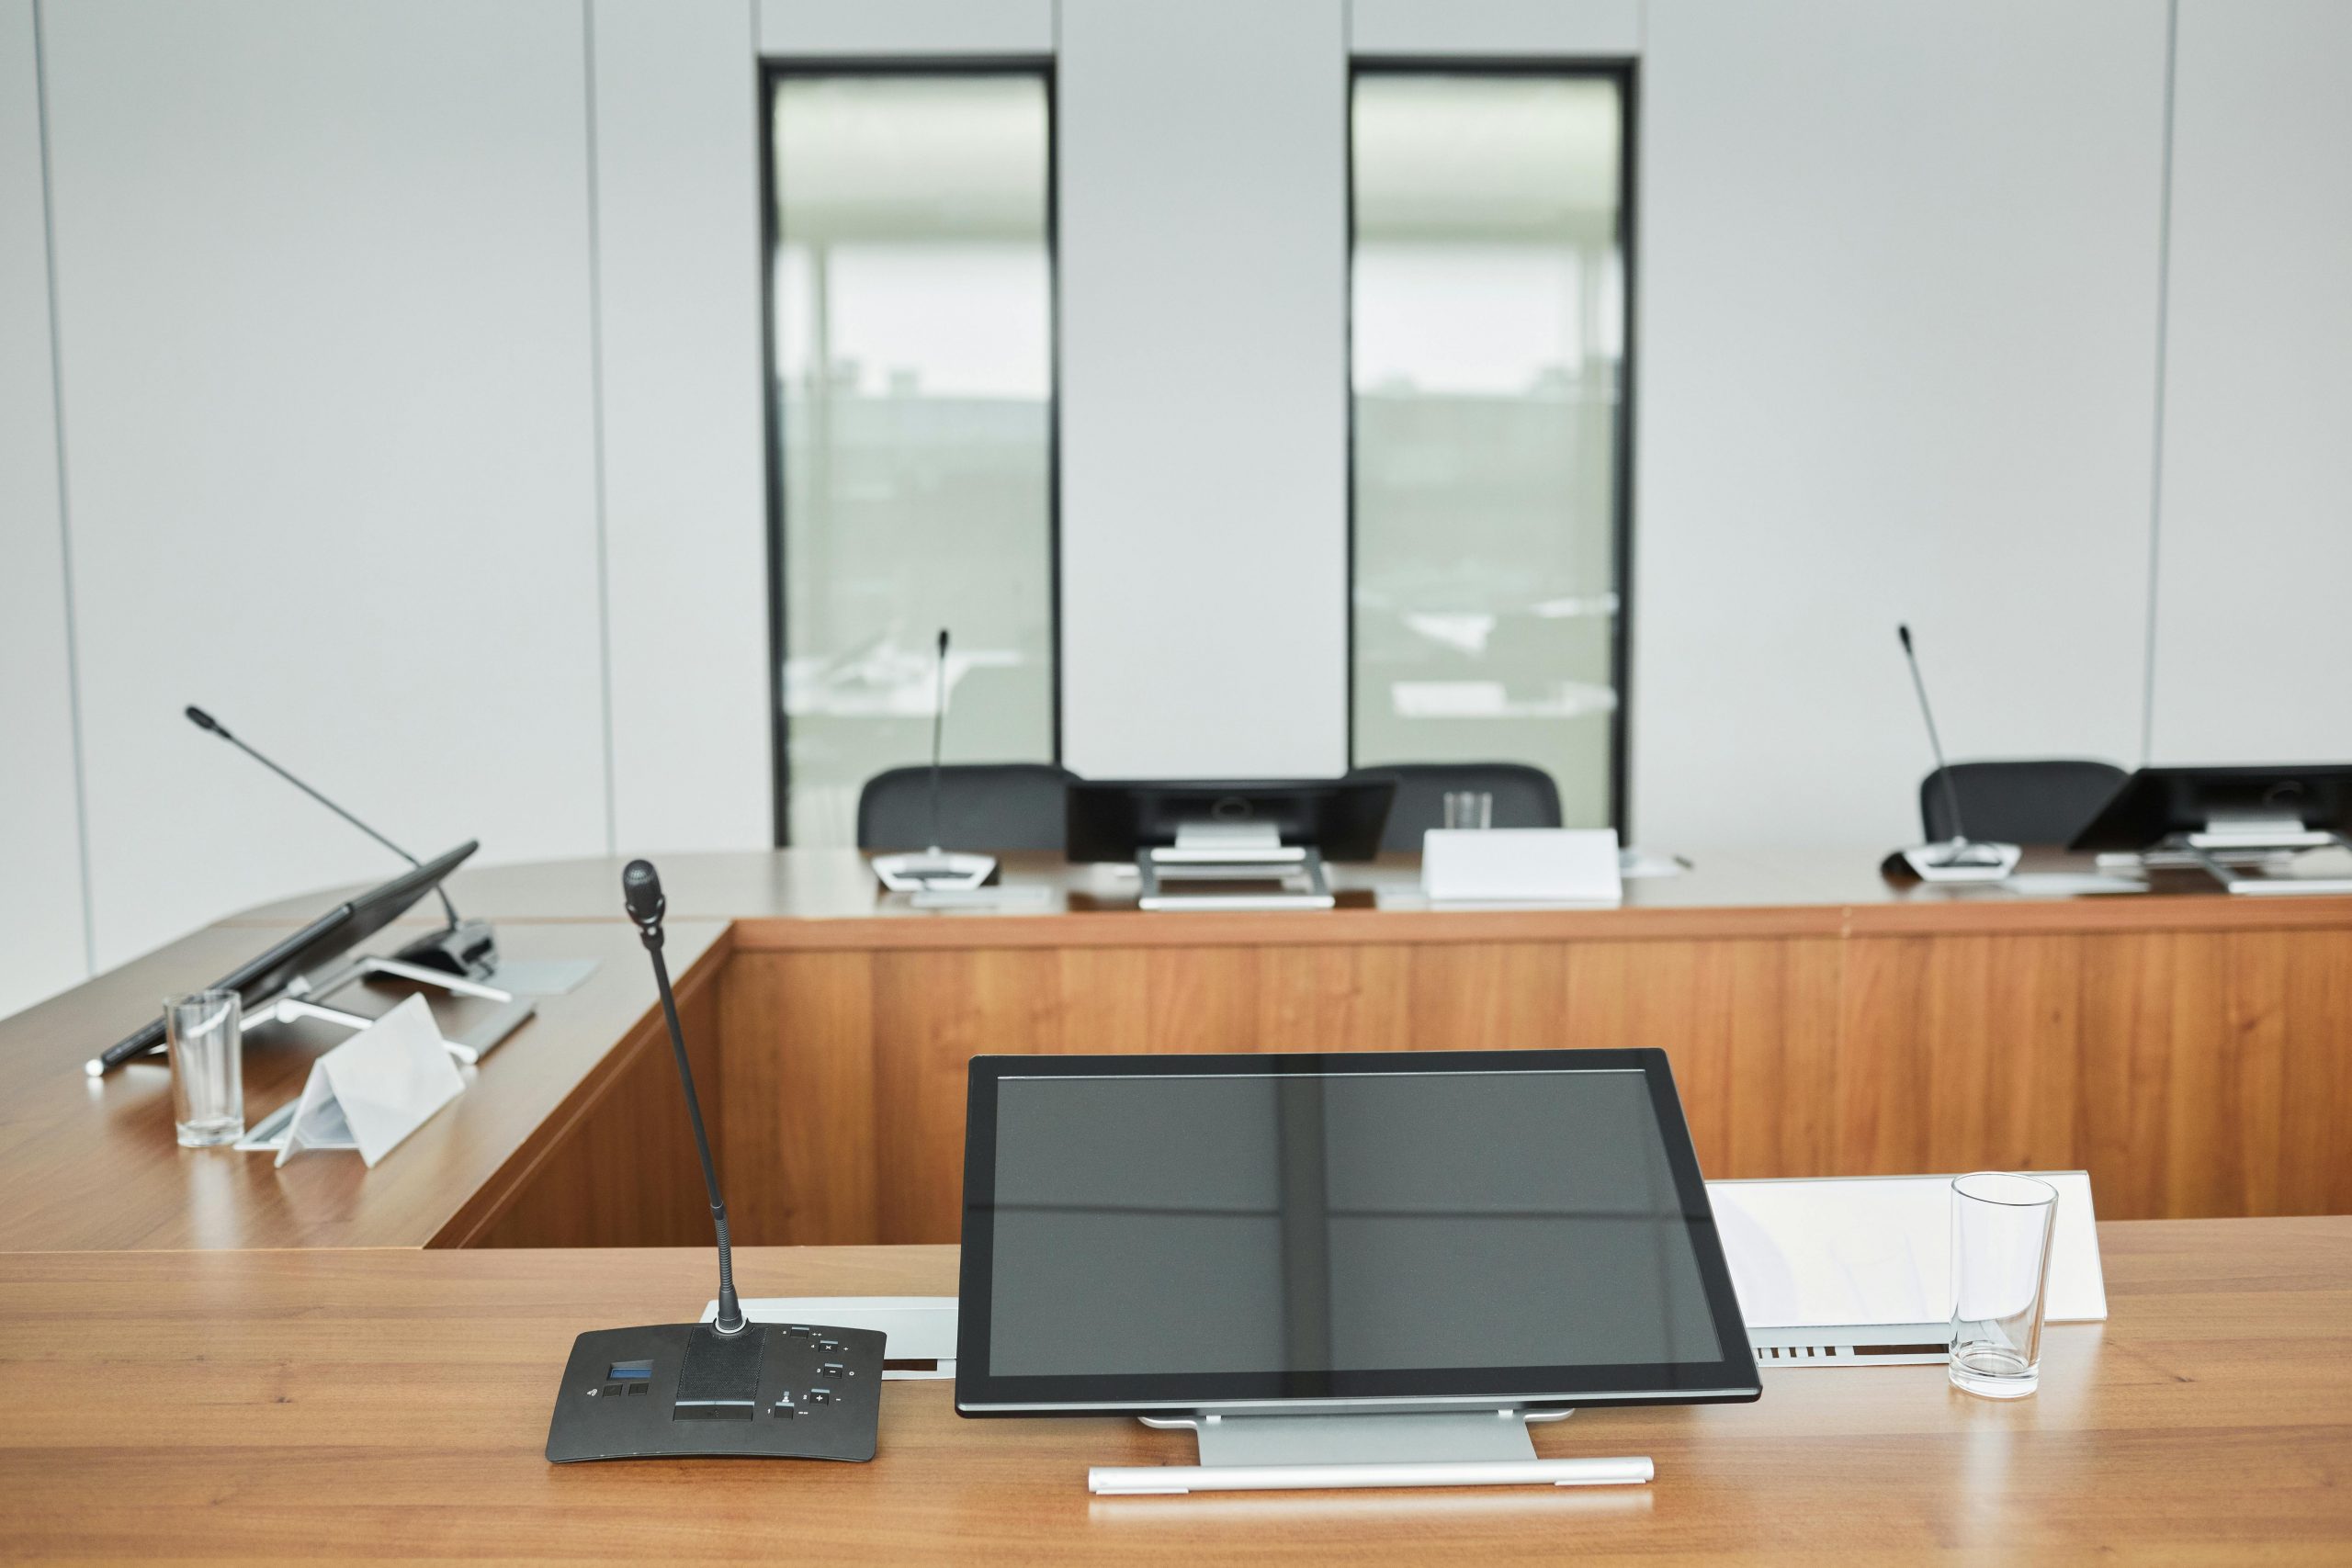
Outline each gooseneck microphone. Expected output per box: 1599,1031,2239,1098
865,629,997,892
545,859,884,1461
187,705,460,931
927,627,950,854
186,704,494,976
624,859,742,1336
1884,625,2019,883
1896,627,1972,845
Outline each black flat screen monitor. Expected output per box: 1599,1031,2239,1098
2067,764,2352,852
98,840,478,1065
955,1049,1759,1416
1064,779,1396,863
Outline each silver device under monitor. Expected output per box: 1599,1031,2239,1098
1137,821,1333,910
2100,819,2352,895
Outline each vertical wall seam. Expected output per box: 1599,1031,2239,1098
31,0,96,977
2141,0,2179,765
582,0,618,854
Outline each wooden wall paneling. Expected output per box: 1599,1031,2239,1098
869,949,1067,1244
1140,946,1261,1053
1560,938,1841,1179
720,951,877,1247
1255,943,1413,1052
1835,934,1937,1177
2151,929,2248,1219
2273,930,2352,1216
458,965,723,1249
1048,945,1152,1054
2224,927,2290,1217
1838,934,2088,1187
1715,938,1843,1179
1403,942,1569,1051
2078,931,2187,1221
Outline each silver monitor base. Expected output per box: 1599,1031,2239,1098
2101,829,2352,896
1089,1407,1653,1495
244,955,534,1065
1136,848,1335,911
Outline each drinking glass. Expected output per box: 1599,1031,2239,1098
1949,1171,2057,1398
165,990,244,1147
1442,791,1494,831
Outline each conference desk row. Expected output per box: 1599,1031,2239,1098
6,848,2349,1562
3,846,2349,1254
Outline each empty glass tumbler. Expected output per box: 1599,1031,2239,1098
1949,1171,2058,1398
1442,791,1494,831
164,989,244,1147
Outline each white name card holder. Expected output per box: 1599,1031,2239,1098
236,994,467,1167
1422,828,1623,908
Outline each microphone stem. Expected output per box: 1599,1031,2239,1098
219,729,463,931
642,924,742,1334
1903,646,1971,843
929,635,948,852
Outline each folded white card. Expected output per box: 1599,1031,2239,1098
268,995,466,1168
1422,828,1623,905
1707,1171,2107,1327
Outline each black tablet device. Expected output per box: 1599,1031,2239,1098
955,1049,1759,1416
91,840,478,1071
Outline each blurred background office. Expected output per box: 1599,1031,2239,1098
5,0,2347,1016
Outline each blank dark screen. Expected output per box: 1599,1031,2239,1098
987,1069,1723,1377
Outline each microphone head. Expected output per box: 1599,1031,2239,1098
621,859,665,928
186,705,222,735
1896,624,1914,654
936,627,949,657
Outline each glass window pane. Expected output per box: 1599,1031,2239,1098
771,74,1056,845
1351,73,1628,827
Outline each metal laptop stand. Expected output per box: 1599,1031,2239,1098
1136,823,1335,911
2099,817,2352,896
1089,1408,1652,1495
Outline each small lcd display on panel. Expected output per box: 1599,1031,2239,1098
985,1068,1723,1379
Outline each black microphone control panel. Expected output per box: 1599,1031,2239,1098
547,1320,885,1462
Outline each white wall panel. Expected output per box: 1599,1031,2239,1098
592,0,773,853
2146,0,2352,763
1632,0,2168,850
0,0,89,1016
1350,0,1641,59
1057,0,1350,779
759,0,1053,59
43,0,609,969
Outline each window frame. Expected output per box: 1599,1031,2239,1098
1343,59,1640,835
757,59,1064,847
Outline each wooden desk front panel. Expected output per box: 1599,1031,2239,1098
717,937,1838,1247
714,926,2352,1247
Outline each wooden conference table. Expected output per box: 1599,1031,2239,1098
5,1220,2348,1563
2,846,2349,1254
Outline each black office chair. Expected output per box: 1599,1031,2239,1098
1918,760,2129,846
1348,762,1565,852
855,763,1077,853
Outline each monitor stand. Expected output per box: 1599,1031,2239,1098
1088,1407,1653,1495
2099,818,2352,897
246,955,537,1064
1136,822,1335,911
